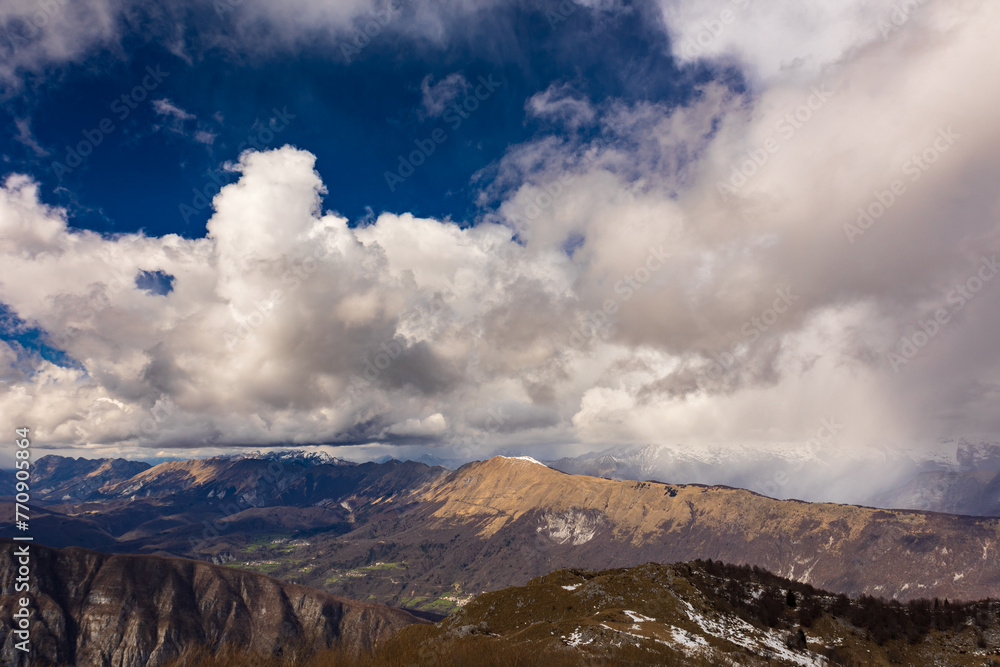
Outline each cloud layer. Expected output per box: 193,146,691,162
2,0,1000,470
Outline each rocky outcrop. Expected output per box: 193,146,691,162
0,541,421,667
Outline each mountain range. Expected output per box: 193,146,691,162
7,450,1000,664
7,451,1000,612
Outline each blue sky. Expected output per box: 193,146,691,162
1,1,719,238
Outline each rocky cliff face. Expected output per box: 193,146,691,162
0,540,421,667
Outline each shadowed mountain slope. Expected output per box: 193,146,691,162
0,540,423,667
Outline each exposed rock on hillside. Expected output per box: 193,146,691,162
0,540,422,667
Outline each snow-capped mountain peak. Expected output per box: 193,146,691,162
226,449,356,467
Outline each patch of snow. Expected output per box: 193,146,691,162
231,450,355,467
600,623,696,652
594,616,706,657
564,629,592,647
562,584,582,591
624,610,655,623
669,626,710,651
678,600,826,667
501,455,548,467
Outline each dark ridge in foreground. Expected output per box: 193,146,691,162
156,559,1000,666
0,540,423,667
386,559,1000,665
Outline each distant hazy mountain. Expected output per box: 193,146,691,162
953,439,1000,471
544,442,927,506
222,449,357,467
868,469,1000,516
14,451,1000,616
26,450,438,506
866,440,1000,515
0,540,422,667
2,455,151,502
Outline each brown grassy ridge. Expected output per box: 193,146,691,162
168,638,713,667
409,561,1000,666
161,637,957,667
155,558,1000,667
